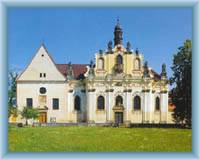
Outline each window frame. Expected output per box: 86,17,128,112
97,95,105,110
39,87,47,94
116,54,123,65
115,95,123,106
26,98,33,108
52,98,59,110
74,96,81,111
133,96,141,110
155,97,160,111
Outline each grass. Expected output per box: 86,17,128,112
8,126,192,152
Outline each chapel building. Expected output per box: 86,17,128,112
16,21,169,124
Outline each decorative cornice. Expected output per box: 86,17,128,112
142,89,150,93
17,80,66,84
160,90,168,94
112,105,124,111
88,89,96,92
105,89,114,92
115,82,123,86
123,89,132,92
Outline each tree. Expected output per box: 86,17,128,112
8,107,19,118
8,71,18,118
170,39,192,127
21,107,39,125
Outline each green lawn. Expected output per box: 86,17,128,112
8,126,192,152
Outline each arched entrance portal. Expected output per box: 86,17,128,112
113,95,124,124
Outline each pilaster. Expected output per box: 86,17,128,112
160,91,168,123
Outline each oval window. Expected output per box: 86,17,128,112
40,87,47,94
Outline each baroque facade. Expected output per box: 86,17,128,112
16,21,170,124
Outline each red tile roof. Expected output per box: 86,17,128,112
150,69,161,80
56,64,161,80
56,64,88,79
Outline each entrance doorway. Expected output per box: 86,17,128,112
38,112,47,123
115,112,123,124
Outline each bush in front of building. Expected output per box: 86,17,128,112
20,107,39,125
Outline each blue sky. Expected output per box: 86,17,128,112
8,7,192,78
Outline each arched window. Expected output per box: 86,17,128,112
98,58,104,70
135,58,140,70
134,96,141,110
74,96,81,111
116,54,123,65
155,97,160,111
116,95,123,106
97,96,105,110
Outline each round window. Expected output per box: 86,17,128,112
40,87,46,94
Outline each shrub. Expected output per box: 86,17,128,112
17,123,23,127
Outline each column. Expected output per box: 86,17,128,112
125,91,131,122
160,91,168,123
87,90,95,123
142,90,152,123
106,91,110,122
67,91,73,122
108,91,114,122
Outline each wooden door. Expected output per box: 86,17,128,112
39,112,47,123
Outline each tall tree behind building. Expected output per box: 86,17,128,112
170,39,192,127
8,71,18,118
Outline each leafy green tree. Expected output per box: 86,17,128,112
8,106,19,118
170,39,192,127
21,107,39,125
8,71,18,118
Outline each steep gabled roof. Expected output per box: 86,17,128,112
17,44,66,81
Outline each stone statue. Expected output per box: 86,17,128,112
67,61,74,80
89,60,94,68
88,60,95,77
135,48,139,55
161,63,167,77
143,61,150,78
126,41,131,52
99,49,103,54
107,41,112,51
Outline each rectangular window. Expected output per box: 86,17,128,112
40,73,42,77
26,98,33,108
52,98,59,110
43,73,46,77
